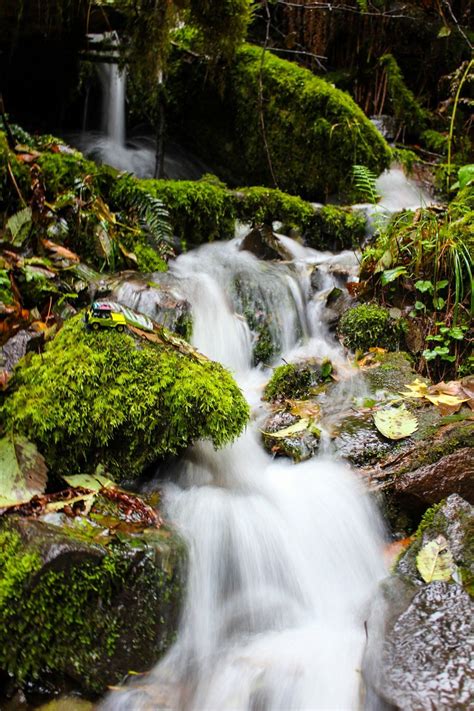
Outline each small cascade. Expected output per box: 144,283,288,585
101,236,387,711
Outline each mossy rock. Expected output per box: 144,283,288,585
167,44,392,200
338,303,404,352
136,177,236,247
2,315,249,482
234,186,314,230
0,513,185,696
263,360,331,402
396,494,474,596
304,206,367,251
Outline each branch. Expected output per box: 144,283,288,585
441,0,473,51
275,1,414,20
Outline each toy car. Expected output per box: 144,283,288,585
85,302,127,332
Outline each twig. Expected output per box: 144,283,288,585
441,0,473,50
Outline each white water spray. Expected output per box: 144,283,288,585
102,237,387,711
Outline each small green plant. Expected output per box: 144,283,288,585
352,165,379,204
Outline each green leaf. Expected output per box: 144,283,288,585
458,164,474,190
415,280,433,293
416,536,455,582
321,359,333,379
437,25,451,38
436,279,449,290
448,326,465,340
432,296,446,309
414,300,426,311
381,266,407,285
0,433,48,506
373,404,418,440
6,207,32,247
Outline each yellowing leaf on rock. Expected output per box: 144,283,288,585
416,535,456,583
399,378,429,398
373,404,418,440
263,418,310,439
288,400,321,418
63,473,116,492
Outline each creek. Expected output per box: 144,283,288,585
90,59,433,710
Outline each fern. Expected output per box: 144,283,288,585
352,164,380,204
114,176,173,251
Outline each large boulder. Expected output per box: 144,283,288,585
167,44,391,200
363,495,473,709
0,510,185,698
1,315,249,483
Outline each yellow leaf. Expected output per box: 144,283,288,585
262,418,310,438
416,535,455,583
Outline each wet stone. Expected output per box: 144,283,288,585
376,582,473,710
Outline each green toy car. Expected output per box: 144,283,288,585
85,302,127,332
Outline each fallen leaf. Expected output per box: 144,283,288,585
288,400,321,418
373,404,418,440
416,535,456,583
0,433,48,506
263,418,310,438
41,238,80,263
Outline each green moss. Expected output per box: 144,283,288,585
338,303,403,352
2,315,249,481
305,205,367,250
167,44,391,200
133,243,169,273
136,177,236,246
379,53,429,135
0,519,184,693
0,268,14,306
234,186,314,229
264,361,330,402
0,131,31,213
37,152,98,199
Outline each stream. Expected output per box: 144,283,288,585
87,58,434,709
103,239,388,711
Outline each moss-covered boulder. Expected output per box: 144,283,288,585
137,176,236,247
338,303,404,352
167,44,392,199
304,206,367,251
263,360,332,402
0,512,184,697
2,316,249,482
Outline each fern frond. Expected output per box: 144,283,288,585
352,164,380,204
114,176,173,250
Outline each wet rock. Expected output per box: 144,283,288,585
364,496,473,709
261,410,320,462
239,225,293,261
396,494,473,589
333,414,393,467
365,581,473,710
0,328,44,372
106,271,192,339
0,512,185,697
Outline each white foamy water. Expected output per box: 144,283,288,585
101,238,386,711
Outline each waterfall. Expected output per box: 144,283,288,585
101,238,387,710
97,62,126,146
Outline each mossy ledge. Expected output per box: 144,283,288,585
2,316,249,482
167,43,392,199
0,516,185,695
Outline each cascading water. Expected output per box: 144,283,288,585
97,62,126,146
101,235,388,711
